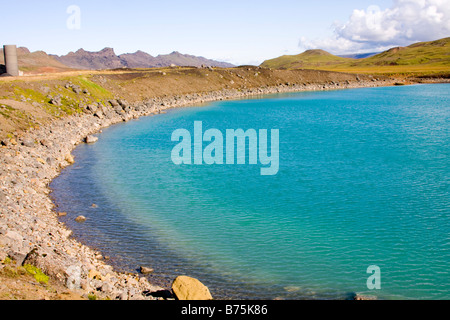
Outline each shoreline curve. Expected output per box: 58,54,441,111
0,75,445,300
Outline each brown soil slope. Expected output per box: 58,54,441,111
0,66,382,140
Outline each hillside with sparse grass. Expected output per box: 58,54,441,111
261,37,450,76
0,66,385,140
261,49,352,70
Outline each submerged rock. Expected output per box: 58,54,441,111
353,293,378,300
140,266,154,275
75,216,87,223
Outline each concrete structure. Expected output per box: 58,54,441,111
3,45,19,76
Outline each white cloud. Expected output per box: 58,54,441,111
299,0,450,54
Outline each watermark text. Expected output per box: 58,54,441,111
171,121,279,176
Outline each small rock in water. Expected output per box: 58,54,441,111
75,216,87,223
140,266,154,275
284,286,300,293
353,293,377,300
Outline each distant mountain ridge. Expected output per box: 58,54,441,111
1,47,234,74
50,48,123,70
0,47,73,74
51,48,235,70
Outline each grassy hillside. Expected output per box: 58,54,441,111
261,49,352,70
261,37,450,75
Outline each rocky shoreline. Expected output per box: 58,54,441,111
0,77,428,300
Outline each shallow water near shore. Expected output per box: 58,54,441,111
51,84,450,300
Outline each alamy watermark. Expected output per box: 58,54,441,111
67,5,81,30
367,265,381,290
171,121,279,176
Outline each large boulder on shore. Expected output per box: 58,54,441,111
22,247,69,283
172,276,213,300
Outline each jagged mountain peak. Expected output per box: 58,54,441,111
53,48,234,69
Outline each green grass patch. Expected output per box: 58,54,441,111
13,87,48,104
72,76,112,100
10,77,112,119
23,264,49,284
58,96,83,115
2,257,13,265
0,104,14,119
13,85,81,118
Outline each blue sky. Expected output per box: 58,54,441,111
0,0,448,65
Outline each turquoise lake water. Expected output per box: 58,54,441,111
51,84,450,300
